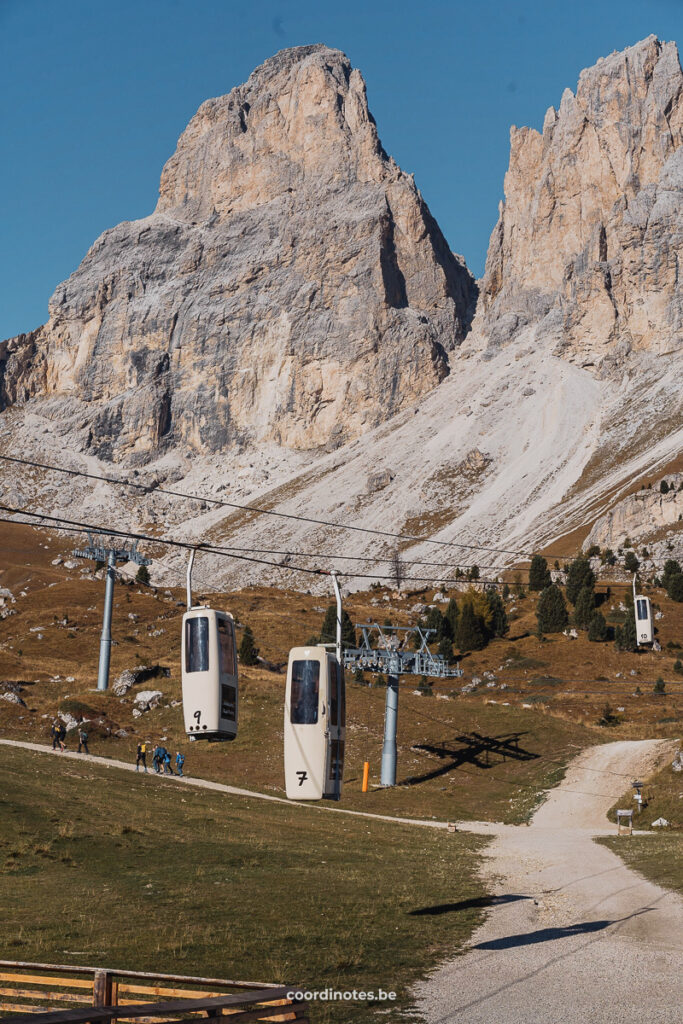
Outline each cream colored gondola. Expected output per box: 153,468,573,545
284,573,345,800
181,550,238,741
633,574,654,646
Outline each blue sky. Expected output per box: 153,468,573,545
1,0,682,337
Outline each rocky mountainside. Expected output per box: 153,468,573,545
479,36,683,370
0,37,681,590
0,45,474,461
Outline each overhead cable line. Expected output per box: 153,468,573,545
0,450,671,577
0,452,587,561
0,509,641,589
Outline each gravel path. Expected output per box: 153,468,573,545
0,738,456,829
416,739,683,1024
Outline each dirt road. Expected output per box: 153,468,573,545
416,740,683,1024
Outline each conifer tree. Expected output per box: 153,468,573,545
135,564,151,585
486,590,509,638
573,585,596,629
536,584,569,634
624,550,640,573
445,597,459,637
438,635,453,659
320,605,356,647
455,602,487,652
566,558,595,605
587,611,608,642
239,625,259,665
529,554,551,591
667,573,683,602
614,612,638,652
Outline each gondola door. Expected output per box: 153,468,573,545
324,654,345,800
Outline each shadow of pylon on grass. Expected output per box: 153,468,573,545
402,732,540,785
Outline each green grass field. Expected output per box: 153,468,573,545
598,834,683,896
601,757,683,897
0,745,489,1024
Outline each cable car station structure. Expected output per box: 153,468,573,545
343,623,463,788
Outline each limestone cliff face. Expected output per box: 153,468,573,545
1,45,475,462
479,36,683,371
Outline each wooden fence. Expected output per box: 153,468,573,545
0,962,308,1024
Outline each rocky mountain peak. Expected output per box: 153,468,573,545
479,35,683,371
0,46,475,462
157,44,390,221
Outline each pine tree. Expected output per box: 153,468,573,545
587,611,608,642
573,585,596,629
536,584,568,634
662,559,682,590
614,612,638,652
135,564,151,585
624,550,640,573
455,602,487,652
437,635,453,659
660,479,670,494
486,590,509,638
667,573,683,602
239,625,259,665
425,606,446,639
529,554,551,591
445,597,459,637
566,558,595,605
320,606,356,647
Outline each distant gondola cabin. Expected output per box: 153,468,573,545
634,595,653,645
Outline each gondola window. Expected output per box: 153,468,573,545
290,660,320,724
185,616,209,673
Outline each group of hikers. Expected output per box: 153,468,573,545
135,741,185,776
50,721,185,777
50,719,89,754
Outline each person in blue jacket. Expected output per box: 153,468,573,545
175,751,185,776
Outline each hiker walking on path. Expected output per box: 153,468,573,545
57,722,66,752
136,741,148,772
163,750,174,775
77,726,89,754
152,745,163,773
51,720,61,750
175,751,185,777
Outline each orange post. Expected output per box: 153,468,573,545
362,761,370,793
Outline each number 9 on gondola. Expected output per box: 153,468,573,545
284,646,345,800
182,607,238,741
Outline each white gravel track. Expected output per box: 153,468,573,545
416,739,683,1024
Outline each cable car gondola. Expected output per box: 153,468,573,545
284,572,345,800
181,550,238,742
633,574,653,646
284,645,345,800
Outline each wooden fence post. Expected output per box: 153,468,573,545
93,971,111,1008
